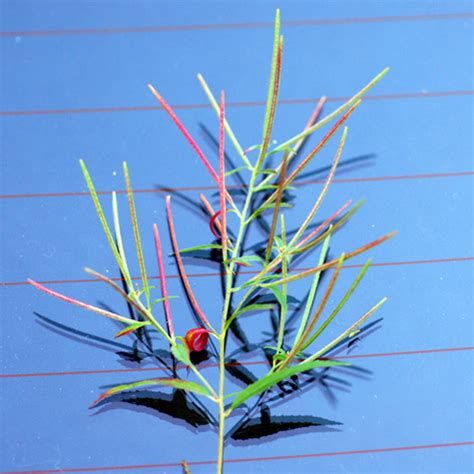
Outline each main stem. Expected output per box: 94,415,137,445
216,166,261,474
216,330,227,473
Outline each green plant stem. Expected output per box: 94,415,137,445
216,333,227,474
215,115,276,471
188,361,217,399
303,297,388,363
276,215,287,353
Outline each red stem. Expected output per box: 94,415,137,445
148,84,219,183
295,199,352,249
219,91,227,257
27,279,128,322
153,223,174,338
210,210,223,238
304,97,326,130
148,84,236,209
166,196,212,329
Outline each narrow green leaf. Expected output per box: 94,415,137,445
229,359,347,411
111,191,132,289
253,97,325,197
225,166,251,177
196,73,252,169
233,274,282,292
291,199,364,255
254,184,279,192
305,297,388,363
129,286,157,300
179,244,223,253
231,255,263,267
114,321,149,339
261,105,357,214
273,236,284,249
277,253,345,371
261,168,278,176
301,259,372,350
225,303,274,331
79,160,128,280
150,296,178,308
293,232,331,346
235,303,274,317
262,8,281,139
264,231,396,287
171,342,191,366
123,162,151,309
254,184,296,193
288,127,347,248
91,377,210,406
247,202,292,222
255,32,283,174
348,329,361,338
265,154,288,262
270,68,389,155
266,285,287,316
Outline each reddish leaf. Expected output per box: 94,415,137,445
219,90,227,257
166,196,214,331
262,99,361,210
294,199,352,250
209,210,223,238
114,321,148,339
153,223,174,338
28,279,132,324
148,84,219,183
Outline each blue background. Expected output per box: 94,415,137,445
1,1,473,472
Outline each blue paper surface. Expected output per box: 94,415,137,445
1,1,473,473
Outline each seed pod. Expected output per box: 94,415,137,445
184,328,209,352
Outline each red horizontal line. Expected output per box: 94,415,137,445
1,12,473,38
1,89,473,117
1,346,472,380
337,346,474,360
1,170,473,200
2,256,473,288
3,441,473,473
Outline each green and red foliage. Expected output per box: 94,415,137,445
30,9,393,473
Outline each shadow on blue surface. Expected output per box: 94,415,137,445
35,302,382,445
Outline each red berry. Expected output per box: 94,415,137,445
184,328,209,352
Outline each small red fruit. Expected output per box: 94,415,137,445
184,328,209,352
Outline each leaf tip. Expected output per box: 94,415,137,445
386,230,398,240
89,393,107,409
